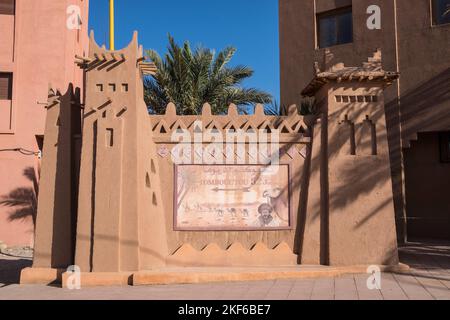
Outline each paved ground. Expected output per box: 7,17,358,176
0,241,449,300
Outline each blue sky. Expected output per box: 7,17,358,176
88,0,280,103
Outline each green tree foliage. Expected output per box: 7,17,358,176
144,35,272,115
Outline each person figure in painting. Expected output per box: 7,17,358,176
255,203,282,227
262,187,289,222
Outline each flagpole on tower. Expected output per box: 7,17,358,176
109,0,115,50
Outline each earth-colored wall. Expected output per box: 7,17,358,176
279,0,450,241
72,32,169,272
0,0,89,247
323,83,398,265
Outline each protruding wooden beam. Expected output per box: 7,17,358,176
75,55,92,63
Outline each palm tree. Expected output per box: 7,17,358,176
144,35,272,115
269,97,317,116
265,100,281,116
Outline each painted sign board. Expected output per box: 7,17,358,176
174,164,291,231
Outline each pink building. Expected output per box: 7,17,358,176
0,0,89,247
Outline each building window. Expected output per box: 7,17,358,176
432,0,450,25
0,0,15,15
317,6,353,48
439,132,450,163
0,73,13,100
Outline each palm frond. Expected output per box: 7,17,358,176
264,101,281,116
221,87,272,106
299,97,317,115
144,36,272,115
212,47,236,76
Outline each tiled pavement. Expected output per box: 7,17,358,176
0,241,449,300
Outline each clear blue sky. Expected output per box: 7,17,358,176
88,0,280,103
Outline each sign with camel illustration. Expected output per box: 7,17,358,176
174,164,291,231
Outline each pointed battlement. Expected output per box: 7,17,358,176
303,49,398,97
75,31,156,75
149,103,310,143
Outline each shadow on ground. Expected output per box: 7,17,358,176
397,240,450,284
399,239,450,265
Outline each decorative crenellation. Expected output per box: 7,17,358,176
45,85,82,111
362,49,382,71
150,103,310,139
156,143,308,161
75,31,157,76
166,242,298,267
303,49,399,97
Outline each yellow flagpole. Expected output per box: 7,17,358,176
109,0,115,51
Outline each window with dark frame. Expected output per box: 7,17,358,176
0,73,13,100
432,0,450,25
317,6,353,48
439,132,450,163
0,0,15,15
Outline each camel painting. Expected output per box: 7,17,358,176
175,164,291,230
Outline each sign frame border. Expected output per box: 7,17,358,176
173,163,294,232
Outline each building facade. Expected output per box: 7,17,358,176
0,0,89,246
280,0,450,241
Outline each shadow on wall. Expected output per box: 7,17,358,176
285,86,398,265
399,68,450,144
290,67,450,264
385,67,450,241
0,166,40,228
